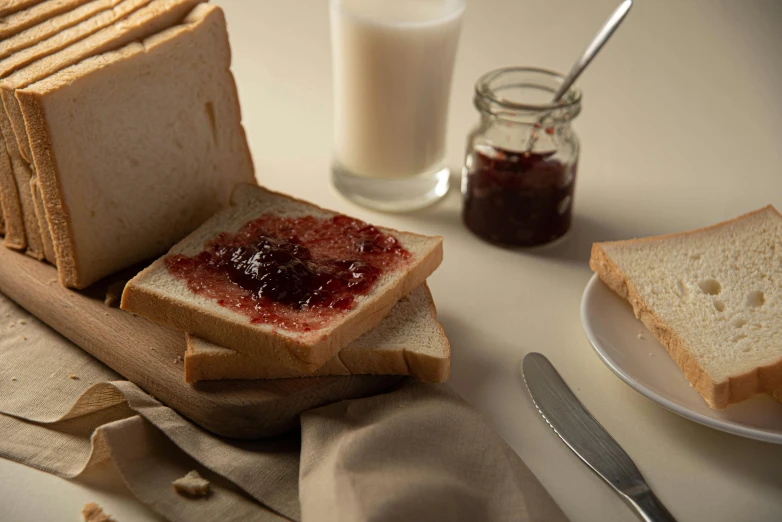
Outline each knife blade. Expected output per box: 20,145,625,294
521,352,677,522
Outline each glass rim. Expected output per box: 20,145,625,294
475,66,582,112
330,0,466,28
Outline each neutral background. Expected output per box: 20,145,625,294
2,0,782,520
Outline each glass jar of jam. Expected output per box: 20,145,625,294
462,67,582,247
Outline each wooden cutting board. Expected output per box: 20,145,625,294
0,247,402,438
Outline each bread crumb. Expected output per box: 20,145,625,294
172,470,210,498
69,373,80,380
49,372,57,378
22,336,27,341
637,332,645,340
104,280,127,307
11,377,17,381
18,319,26,325
82,502,116,522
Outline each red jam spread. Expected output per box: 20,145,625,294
463,145,575,247
165,214,410,331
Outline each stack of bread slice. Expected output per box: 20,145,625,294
122,184,451,383
0,0,254,287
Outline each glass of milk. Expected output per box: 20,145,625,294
330,0,465,212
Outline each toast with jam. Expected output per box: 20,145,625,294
122,184,444,375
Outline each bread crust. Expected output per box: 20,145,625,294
30,175,56,264
0,135,25,249
183,284,451,383
17,90,77,281
589,205,782,409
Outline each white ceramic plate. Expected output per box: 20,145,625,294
581,274,782,444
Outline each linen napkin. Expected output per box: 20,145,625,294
0,291,567,522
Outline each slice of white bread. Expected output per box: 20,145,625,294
18,2,254,288
122,184,444,373
590,206,782,409
185,284,451,383
0,0,155,251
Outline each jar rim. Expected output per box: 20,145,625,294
475,66,582,113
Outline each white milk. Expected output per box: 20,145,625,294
330,0,464,179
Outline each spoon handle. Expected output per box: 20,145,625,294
552,0,633,102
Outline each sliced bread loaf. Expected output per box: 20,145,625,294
0,0,130,61
122,184,444,373
0,0,92,40
590,206,782,409
0,1,45,17
0,0,155,251
185,284,451,383
18,2,253,287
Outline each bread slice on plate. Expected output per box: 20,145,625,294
122,184,444,373
15,1,258,289
590,205,782,409
185,284,450,383
0,0,158,252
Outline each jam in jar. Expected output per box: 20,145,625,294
462,67,581,247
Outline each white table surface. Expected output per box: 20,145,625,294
3,1,782,520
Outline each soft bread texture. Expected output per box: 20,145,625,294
185,284,450,383
0,0,155,251
19,2,253,287
0,1,45,17
590,206,782,409
122,184,444,373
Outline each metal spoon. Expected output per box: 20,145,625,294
552,0,633,102
526,0,632,151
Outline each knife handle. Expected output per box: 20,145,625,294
625,489,677,522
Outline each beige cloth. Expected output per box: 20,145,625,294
0,292,567,522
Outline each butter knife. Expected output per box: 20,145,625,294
522,352,677,522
